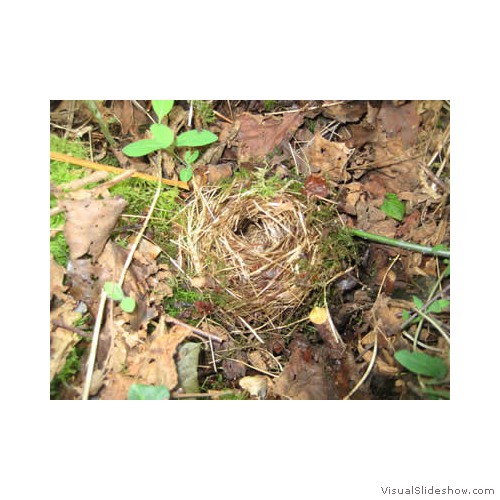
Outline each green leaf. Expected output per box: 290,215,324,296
381,193,406,222
120,296,136,313
123,139,163,157
412,295,424,310
179,167,193,182
127,384,170,400
427,299,450,314
150,124,174,148
152,100,174,122
394,349,448,379
184,149,200,165
176,129,218,148
402,310,410,322
104,282,125,301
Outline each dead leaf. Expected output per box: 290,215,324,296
127,321,191,390
303,174,329,198
237,112,304,163
305,134,352,181
61,197,128,260
50,254,67,300
111,100,150,136
272,337,338,400
50,299,81,381
322,100,367,123
239,375,268,399
378,101,420,148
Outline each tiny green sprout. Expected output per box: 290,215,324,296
381,193,406,222
103,281,136,313
122,101,218,185
184,149,199,165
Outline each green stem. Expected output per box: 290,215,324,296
84,100,118,148
349,229,450,258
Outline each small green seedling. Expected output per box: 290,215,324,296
402,295,450,324
127,383,170,400
122,100,218,183
381,192,406,222
103,281,136,313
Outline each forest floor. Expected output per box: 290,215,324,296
50,100,450,400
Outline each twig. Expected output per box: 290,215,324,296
343,326,379,400
51,320,91,340
349,228,450,258
50,151,190,190
237,316,265,344
165,315,223,343
82,291,108,400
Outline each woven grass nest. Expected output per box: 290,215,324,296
176,180,345,329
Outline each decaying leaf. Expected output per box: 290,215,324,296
237,111,304,163
127,321,191,390
305,134,352,181
50,254,67,300
50,299,81,381
61,197,128,260
239,376,268,399
303,174,329,198
272,337,338,400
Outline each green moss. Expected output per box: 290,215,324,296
50,134,92,265
263,100,278,112
193,100,215,127
50,346,85,399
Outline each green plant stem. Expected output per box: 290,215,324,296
84,100,118,148
349,229,450,258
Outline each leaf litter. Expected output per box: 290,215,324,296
50,100,450,399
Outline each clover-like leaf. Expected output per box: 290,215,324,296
150,124,174,148
184,150,200,165
122,139,163,157
104,281,125,301
152,100,174,122
176,129,218,148
179,167,193,182
120,296,136,313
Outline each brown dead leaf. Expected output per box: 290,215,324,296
322,100,368,123
303,174,329,198
111,100,151,136
378,101,420,149
237,112,304,163
239,375,268,399
50,299,81,381
305,134,352,181
194,163,233,185
50,254,67,300
67,240,157,321
61,197,128,260
272,337,338,400
127,321,191,390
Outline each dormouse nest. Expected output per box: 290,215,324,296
176,181,326,328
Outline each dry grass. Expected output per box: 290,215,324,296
175,180,324,329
